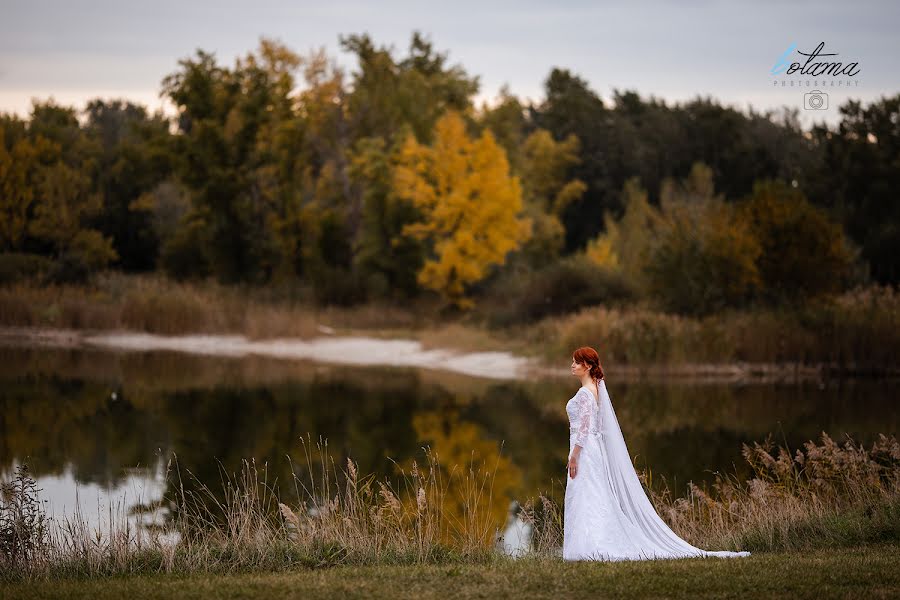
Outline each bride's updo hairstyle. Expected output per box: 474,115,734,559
573,346,605,381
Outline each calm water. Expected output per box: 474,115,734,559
1,345,898,544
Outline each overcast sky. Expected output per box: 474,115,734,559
2,0,897,129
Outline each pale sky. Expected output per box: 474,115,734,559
1,0,898,129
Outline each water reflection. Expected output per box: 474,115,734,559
1,346,898,555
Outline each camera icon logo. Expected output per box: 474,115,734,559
804,90,828,110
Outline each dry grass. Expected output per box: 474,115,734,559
415,322,520,353
645,432,900,552
1,273,897,373
529,283,900,374
2,432,898,584
0,272,419,339
0,434,515,582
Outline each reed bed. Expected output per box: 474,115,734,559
1,273,898,372
1,432,899,583
645,432,900,552
0,271,419,338
0,434,517,582
531,283,900,373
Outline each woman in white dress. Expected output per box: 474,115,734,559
564,346,751,561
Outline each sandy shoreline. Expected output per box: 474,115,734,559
0,326,849,383
0,326,540,381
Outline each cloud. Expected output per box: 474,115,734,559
1,0,895,126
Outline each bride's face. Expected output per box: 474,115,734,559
571,358,588,377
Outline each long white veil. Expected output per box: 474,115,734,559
595,379,750,559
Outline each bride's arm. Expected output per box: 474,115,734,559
573,389,591,448
568,390,591,477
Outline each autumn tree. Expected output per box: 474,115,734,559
160,39,308,283
29,161,118,275
342,31,482,301
0,121,55,251
393,110,532,309
736,179,857,302
1,103,117,278
585,177,664,292
589,163,762,314
645,163,762,314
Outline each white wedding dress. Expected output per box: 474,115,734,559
563,379,751,561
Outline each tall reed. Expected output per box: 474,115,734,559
642,432,900,552
2,432,898,583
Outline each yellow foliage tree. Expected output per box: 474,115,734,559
393,110,532,309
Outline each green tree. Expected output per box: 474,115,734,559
349,134,425,298
82,100,173,271
531,69,612,252
811,94,900,283
29,161,117,273
161,41,300,283
585,177,664,293
340,31,479,146
514,129,586,267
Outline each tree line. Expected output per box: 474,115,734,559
1,32,897,315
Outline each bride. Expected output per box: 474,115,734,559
564,346,751,561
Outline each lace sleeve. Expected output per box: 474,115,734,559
573,389,591,448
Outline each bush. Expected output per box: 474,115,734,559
0,253,54,285
482,256,637,327
737,179,858,303
645,196,762,316
160,216,211,280
310,265,370,307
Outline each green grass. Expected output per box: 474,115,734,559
5,543,899,599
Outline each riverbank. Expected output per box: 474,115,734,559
5,543,899,599
0,326,534,381
1,272,898,382
0,325,844,383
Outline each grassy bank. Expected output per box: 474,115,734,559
1,272,899,374
4,543,900,600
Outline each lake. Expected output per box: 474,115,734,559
1,344,897,551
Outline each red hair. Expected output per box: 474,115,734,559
572,346,605,381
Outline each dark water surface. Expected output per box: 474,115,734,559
2,346,897,538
